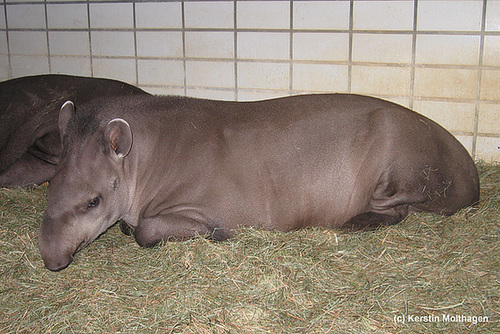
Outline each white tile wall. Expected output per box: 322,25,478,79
50,57,91,77
238,32,289,60
483,36,500,66
90,4,134,29
415,35,481,66
135,2,182,29
0,32,7,54
10,55,49,77
92,58,136,84
47,4,88,29
293,64,348,93
136,32,183,58
414,68,478,100
417,1,483,31
238,62,289,90
478,103,500,134
6,4,46,29
480,69,500,101
353,1,414,30
9,31,47,55
0,0,499,161
137,59,184,87
186,61,235,89
238,90,289,102
185,32,234,59
351,65,412,96
293,33,349,62
91,31,135,57
49,32,90,56
0,6,5,29
186,88,236,101
352,34,413,63
185,1,234,29
476,137,500,162
456,136,474,155
486,0,500,31
413,100,476,133
237,1,289,29
0,63,8,79
293,1,350,30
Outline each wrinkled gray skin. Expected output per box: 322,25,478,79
0,74,148,187
39,94,480,271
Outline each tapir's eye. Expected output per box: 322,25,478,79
87,197,101,209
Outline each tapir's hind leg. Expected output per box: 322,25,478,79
341,164,424,232
409,166,480,216
341,206,410,232
341,161,479,232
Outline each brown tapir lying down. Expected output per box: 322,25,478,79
39,94,479,271
0,74,149,187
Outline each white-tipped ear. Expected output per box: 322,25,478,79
58,101,75,140
105,118,132,158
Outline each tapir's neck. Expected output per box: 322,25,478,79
120,122,180,226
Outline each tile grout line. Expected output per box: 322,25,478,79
43,0,51,73
472,0,488,160
132,0,138,87
86,0,93,77
347,0,354,94
181,0,187,96
233,0,237,101
13,51,497,72
5,25,500,36
289,0,293,95
409,0,418,110
3,0,12,78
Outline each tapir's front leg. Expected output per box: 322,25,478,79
134,214,229,247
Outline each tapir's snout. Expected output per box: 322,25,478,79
40,250,73,272
38,216,75,271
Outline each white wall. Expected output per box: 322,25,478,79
1,0,499,161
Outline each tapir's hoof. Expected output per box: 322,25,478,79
208,227,231,241
341,212,402,232
119,221,135,236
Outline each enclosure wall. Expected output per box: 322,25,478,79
1,0,499,161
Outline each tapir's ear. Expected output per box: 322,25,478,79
58,101,75,140
105,118,132,158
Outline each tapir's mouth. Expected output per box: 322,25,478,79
75,238,89,254
43,238,90,272
47,260,72,272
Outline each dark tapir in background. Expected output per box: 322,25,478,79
0,74,149,187
39,94,480,271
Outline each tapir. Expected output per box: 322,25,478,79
39,94,479,271
0,74,148,187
